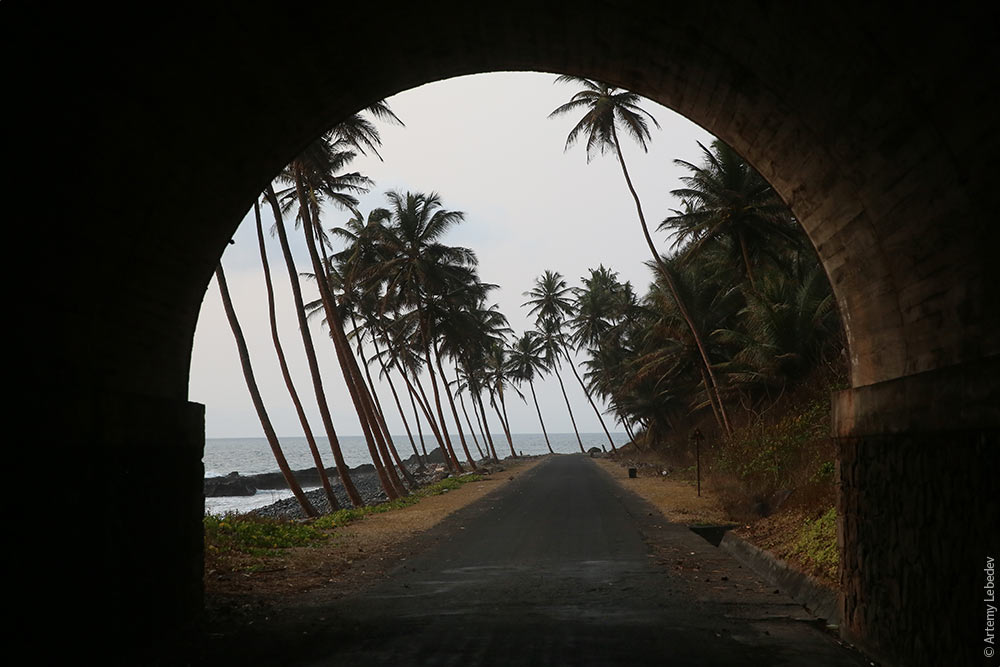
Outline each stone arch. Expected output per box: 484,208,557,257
7,3,995,665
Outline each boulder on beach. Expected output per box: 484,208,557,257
205,472,257,497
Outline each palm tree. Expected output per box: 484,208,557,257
524,271,616,450
536,316,585,453
215,260,318,518
550,76,732,435
714,253,840,395
323,215,421,485
261,183,365,507
662,140,801,290
484,342,519,458
369,190,478,473
507,331,554,454
253,201,341,510
277,129,405,500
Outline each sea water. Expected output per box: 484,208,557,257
203,432,628,515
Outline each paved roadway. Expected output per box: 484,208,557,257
229,455,869,666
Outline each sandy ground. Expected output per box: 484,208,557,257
592,457,734,526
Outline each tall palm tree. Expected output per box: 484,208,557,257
277,129,405,500
524,271,616,450
536,316,585,453
507,331,554,454
215,260,318,518
253,201,340,510
369,191,478,472
262,183,364,507
484,342,519,458
321,219,421,486
549,76,732,435
662,140,800,290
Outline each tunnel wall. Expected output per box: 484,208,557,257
835,357,999,665
4,2,997,664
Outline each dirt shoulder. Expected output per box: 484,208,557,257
592,457,732,526
205,456,546,614
595,454,837,590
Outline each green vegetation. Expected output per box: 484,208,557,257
204,515,329,558
715,397,830,497
791,507,839,581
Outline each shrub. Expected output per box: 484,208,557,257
790,506,839,580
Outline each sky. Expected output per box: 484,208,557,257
189,71,716,438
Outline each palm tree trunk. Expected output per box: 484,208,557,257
406,366,446,455
475,392,500,461
216,262,318,518
378,323,442,456
409,385,428,458
698,364,725,433
490,398,517,458
610,126,732,436
561,342,615,451
350,316,418,488
553,365,585,453
254,201,340,510
315,236,408,499
433,345,478,470
370,331,424,468
623,420,637,445
294,172,402,500
529,379,554,454
458,392,485,460
418,316,463,473
498,390,516,454
395,351,448,457
264,185,363,507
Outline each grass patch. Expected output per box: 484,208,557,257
790,506,839,581
204,514,328,560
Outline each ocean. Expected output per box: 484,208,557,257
204,431,629,515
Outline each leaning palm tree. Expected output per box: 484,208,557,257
215,260,318,518
261,183,365,507
507,331,554,454
549,76,732,435
277,129,405,500
253,201,340,510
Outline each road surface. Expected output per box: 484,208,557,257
213,455,868,666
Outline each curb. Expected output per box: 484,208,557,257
718,530,840,625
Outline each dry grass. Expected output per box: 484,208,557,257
593,457,733,526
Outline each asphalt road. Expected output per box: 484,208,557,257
220,455,869,666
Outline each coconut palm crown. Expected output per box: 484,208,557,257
548,76,660,162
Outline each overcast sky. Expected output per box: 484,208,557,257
190,71,715,438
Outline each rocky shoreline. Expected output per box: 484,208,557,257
204,447,451,497
206,447,521,520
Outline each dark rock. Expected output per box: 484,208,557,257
204,472,257,497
